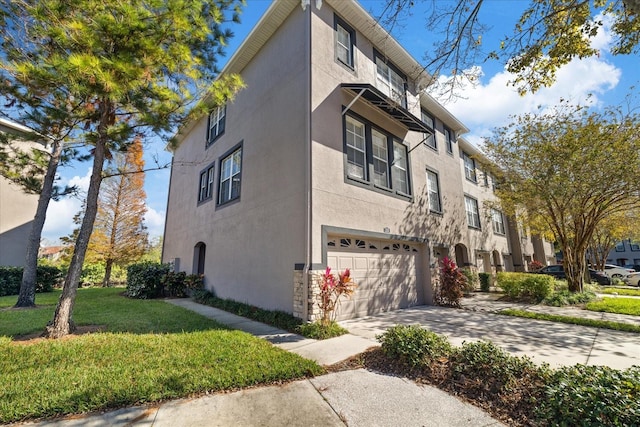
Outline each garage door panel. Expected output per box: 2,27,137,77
327,239,423,321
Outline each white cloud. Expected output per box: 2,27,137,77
434,54,621,146
144,206,165,239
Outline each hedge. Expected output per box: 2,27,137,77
0,265,61,296
496,272,554,302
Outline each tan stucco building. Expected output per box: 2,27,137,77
163,0,555,321
0,118,39,267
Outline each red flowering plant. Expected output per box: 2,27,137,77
317,267,357,326
528,260,544,272
436,257,466,307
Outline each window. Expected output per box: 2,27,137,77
392,141,409,194
345,115,366,179
426,170,441,213
335,17,355,68
444,127,454,154
421,110,436,150
482,169,489,187
198,164,215,202
631,242,640,251
465,196,481,229
615,241,626,252
218,146,242,205
375,54,406,107
462,152,477,182
344,113,412,197
372,129,389,187
207,104,226,145
491,209,505,235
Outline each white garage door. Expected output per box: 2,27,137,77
326,236,423,320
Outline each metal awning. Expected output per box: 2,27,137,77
341,83,432,134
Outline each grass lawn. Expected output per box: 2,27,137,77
498,309,640,333
586,297,640,316
599,287,640,297
0,288,322,423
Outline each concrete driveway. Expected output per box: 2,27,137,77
339,305,640,369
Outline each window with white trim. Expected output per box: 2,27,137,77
465,196,481,229
426,170,442,213
344,113,412,196
491,208,505,235
462,151,477,182
375,55,406,107
444,127,453,154
421,109,436,150
207,104,226,145
218,147,241,205
198,164,215,202
335,17,355,68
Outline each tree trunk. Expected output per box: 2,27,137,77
15,139,63,308
102,258,113,287
45,119,109,338
563,247,585,293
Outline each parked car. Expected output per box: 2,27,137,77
623,272,640,287
536,265,611,285
623,264,640,272
601,264,635,278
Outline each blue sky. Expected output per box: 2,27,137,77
40,0,639,244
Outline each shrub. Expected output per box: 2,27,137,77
316,267,357,326
298,320,348,340
125,262,170,299
0,266,61,296
543,290,597,306
161,271,187,297
436,257,465,307
496,272,554,302
184,273,204,291
528,260,544,271
536,365,640,426
79,263,105,286
378,325,453,367
461,268,479,294
478,272,492,292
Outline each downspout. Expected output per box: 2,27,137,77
302,0,313,322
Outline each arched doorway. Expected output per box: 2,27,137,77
492,250,503,272
454,243,469,268
193,242,206,275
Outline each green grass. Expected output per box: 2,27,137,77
298,320,348,340
586,297,640,316
599,287,640,297
0,288,323,423
498,309,640,333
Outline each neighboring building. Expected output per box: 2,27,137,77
162,0,555,321
38,246,65,263
0,118,39,267
607,239,640,267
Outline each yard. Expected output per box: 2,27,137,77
0,288,322,424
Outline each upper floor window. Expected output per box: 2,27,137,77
444,127,454,154
198,164,215,203
465,195,481,229
426,169,442,213
421,110,436,150
335,17,355,68
218,146,242,205
491,208,505,235
462,151,477,182
344,113,411,197
631,241,640,251
375,54,406,107
615,241,626,252
207,104,226,145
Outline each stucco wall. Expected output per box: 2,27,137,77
163,7,308,313
0,176,37,267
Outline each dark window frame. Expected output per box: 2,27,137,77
197,163,215,204
426,168,442,214
462,151,477,183
464,194,481,230
342,110,413,199
615,241,626,252
421,109,437,150
206,104,226,146
444,126,454,154
334,15,356,70
373,50,408,108
217,142,243,207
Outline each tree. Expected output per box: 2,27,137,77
484,101,640,292
587,211,640,270
88,138,149,286
0,0,245,338
379,0,640,96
